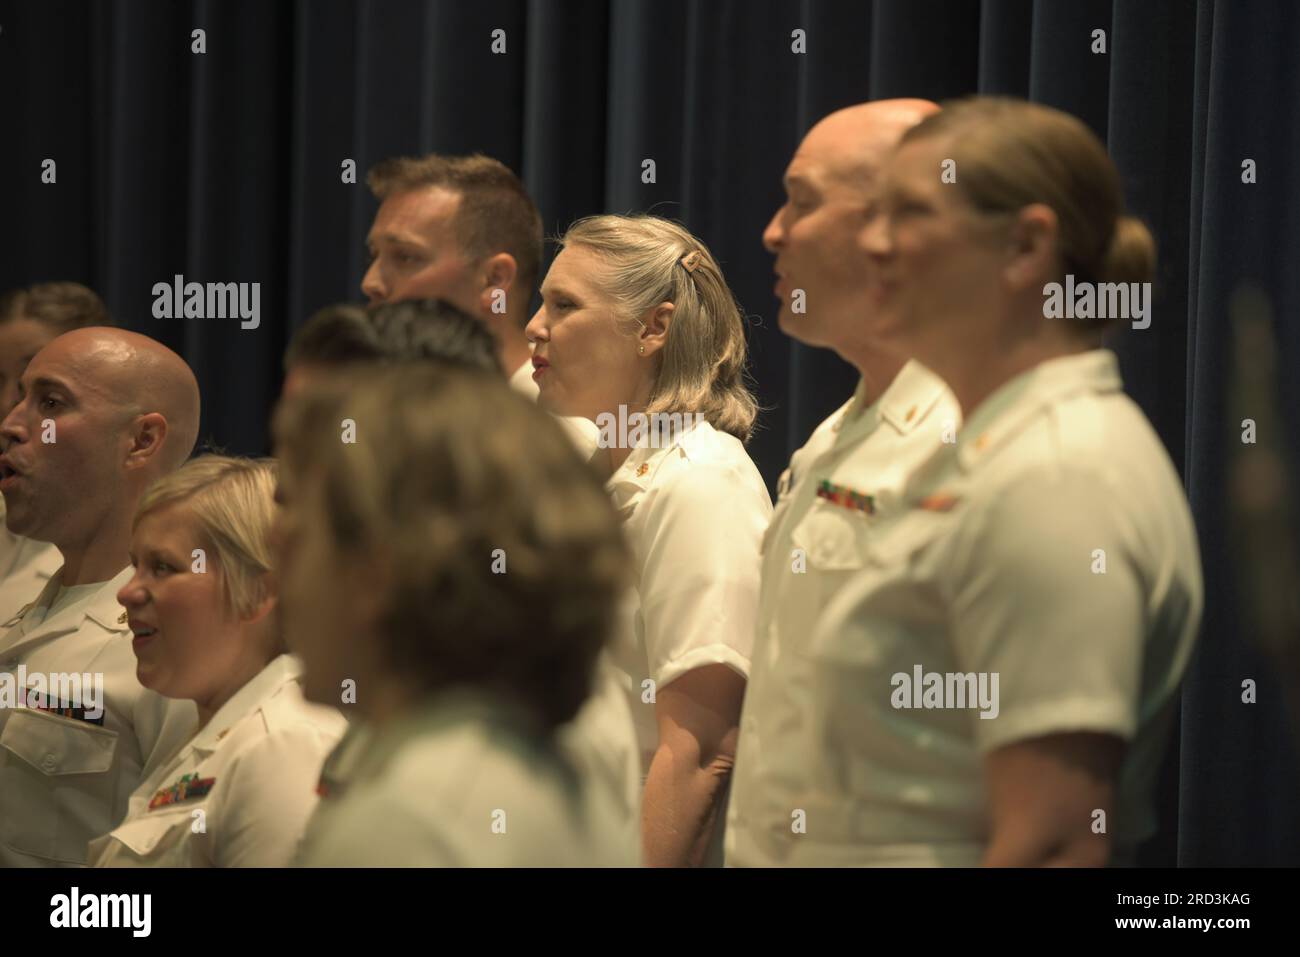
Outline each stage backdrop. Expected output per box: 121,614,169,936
3,0,1298,866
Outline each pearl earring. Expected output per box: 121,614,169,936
639,345,645,355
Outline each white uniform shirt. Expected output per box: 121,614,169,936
0,511,61,626
89,654,346,867
606,418,771,776
558,651,642,859
509,357,540,397
731,349,1202,866
0,566,197,866
727,360,958,866
509,356,641,855
296,689,637,866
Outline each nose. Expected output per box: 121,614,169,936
762,206,785,254
524,306,548,345
116,572,148,609
360,260,387,303
861,210,892,263
0,397,28,448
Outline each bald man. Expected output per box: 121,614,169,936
0,328,199,866
0,282,113,626
726,100,963,866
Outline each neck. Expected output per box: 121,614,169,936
194,650,275,731
595,374,658,477
941,326,1097,420
838,343,908,409
57,506,138,586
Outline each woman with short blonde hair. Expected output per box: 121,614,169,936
526,214,772,867
89,455,346,868
135,455,278,622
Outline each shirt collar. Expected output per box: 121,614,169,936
837,359,952,439
352,686,551,782
509,359,539,398
605,416,711,503
82,566,135,630
956,349,1123,472
189,654,303,753
9,564,131,632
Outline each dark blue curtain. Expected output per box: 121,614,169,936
3,0,1297,866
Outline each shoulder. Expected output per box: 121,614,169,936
222,684,348,777
966,389,1175,519
309,723,580,866
260,679,349,740
301,787,458,866
649,422,770,510
942,414,1172,587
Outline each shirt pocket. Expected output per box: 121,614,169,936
802,505,955,664
789,498,871,572
0,709,120,864
105,804,207,866
799,509,964,796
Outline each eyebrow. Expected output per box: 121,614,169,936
128,545,183,565
783,172,817,191
367,230,429,248
540,283,577,299
24,374,74,396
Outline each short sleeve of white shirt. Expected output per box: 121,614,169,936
948,468,1145,754
637,461,769,689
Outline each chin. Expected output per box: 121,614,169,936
1,501,31,535
777,313,825,348
535,386,569,417
135,664,165,695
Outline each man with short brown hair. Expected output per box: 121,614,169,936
361,154,541,391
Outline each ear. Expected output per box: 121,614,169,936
638,302,675,357
479,253,519,310
1003,203,1059,293
238,566,279,624
241,588,278,628
124,412,169,472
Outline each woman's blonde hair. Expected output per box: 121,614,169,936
902,97,1155,326
135,455,277,619
559,214,759,443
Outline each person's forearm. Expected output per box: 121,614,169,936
982,830,1111,867
640,743,734,867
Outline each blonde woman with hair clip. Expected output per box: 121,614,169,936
526,214,771,867
89,455,346,867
